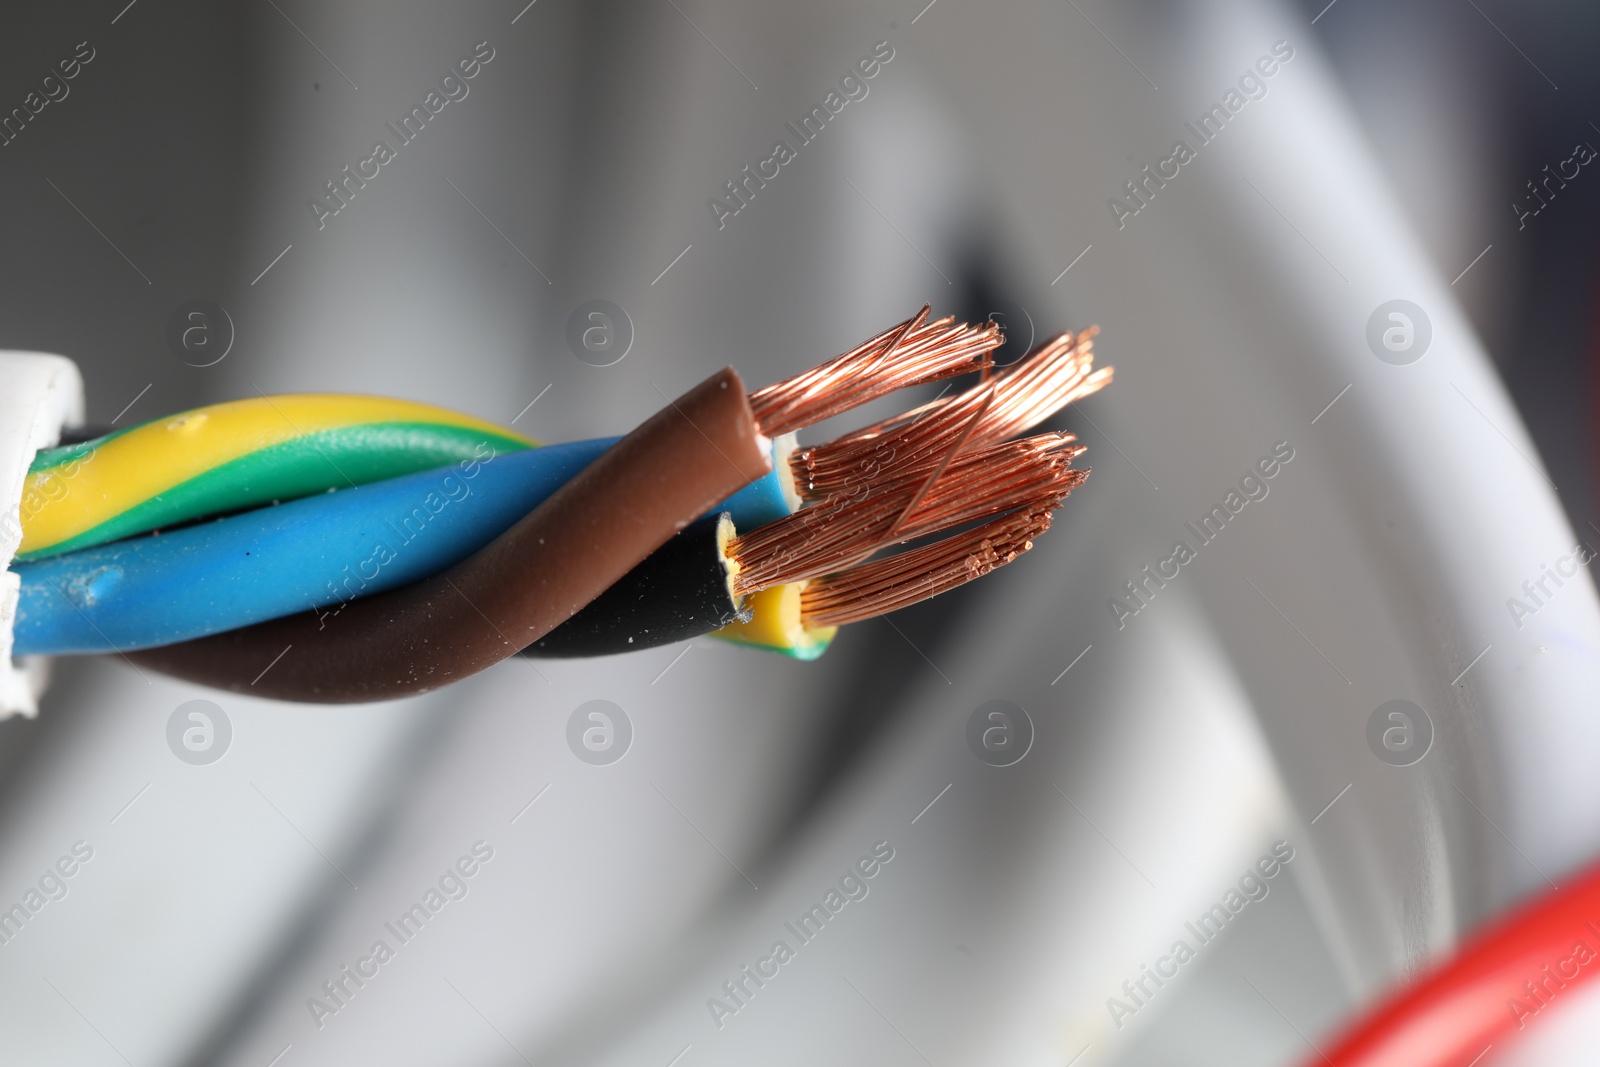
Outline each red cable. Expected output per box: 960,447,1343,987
1308,856,1600,1066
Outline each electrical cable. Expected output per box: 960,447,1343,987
522,514,746,657
8,308,989,653
11,312,1108,662
11,439,793,655
121,306,1003,699
716,328,1110,658
19,394,536,561
124,424,1079,671
124,367,773,701
526,428,1086,658
18,304,998,565
8,305,1109,697
524,486,1067,659
1304,852,1600,1067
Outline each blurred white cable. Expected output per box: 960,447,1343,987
0,352,82,718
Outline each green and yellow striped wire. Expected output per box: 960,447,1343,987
712,584,837,660
18,395,534,561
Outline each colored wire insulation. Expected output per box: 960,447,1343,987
19,303,986,564
125,368,772,701
17,422,1079,659
115,308,997,693
13,317,1101,662
522,514,745,657
527,504,1063,659
1304,852,1600,1067
10,440,795,655
712,585,838,660
711,507,1056,657
89,306,1092,694
19,395,535,561
524,433,1084,658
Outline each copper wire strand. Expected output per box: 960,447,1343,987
859,302,925,379
885,380,997,539
749,305,927,431
746,305,1001,436
827,326,1102,446
791,326,1112,499
800,507,1054,629
808,328,1108,467
729,433,1085,594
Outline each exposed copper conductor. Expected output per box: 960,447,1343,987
800,507,1054,629
729,433,1086,594
737,306,1110,631
747,305,1002,436
792,327,1111,499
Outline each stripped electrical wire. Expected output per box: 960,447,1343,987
15,304,990,565
798,506,1055,629
114,307,1036,700
2,305,1113,700
728,434,1084,593
524,432,1086,658
791,327,1108,499
746,305,1000,435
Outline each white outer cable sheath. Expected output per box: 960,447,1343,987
0,351,83,718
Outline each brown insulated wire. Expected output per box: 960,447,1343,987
126,369,771,703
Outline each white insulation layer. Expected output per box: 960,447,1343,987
0,352,84,717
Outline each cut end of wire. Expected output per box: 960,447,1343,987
746,304,1001,436
729,432,1086,594
800,507,1054,629
791,325,1111,500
